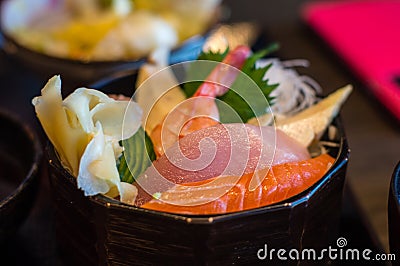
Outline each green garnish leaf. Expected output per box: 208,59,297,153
182,47,229,98
240,43,279,74
182,44,279,122
118,127,156,184
219,44,279,122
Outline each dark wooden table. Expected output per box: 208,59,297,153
0,0,399,264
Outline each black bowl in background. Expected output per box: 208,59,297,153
388,161,400,263
47,116,349,265
0,110,42,243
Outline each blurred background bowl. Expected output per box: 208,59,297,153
0,109,42,243
46,88,349,266
0,0,219,87
388,161,400,262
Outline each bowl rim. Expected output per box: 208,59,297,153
47,116,350,224
0,109,42,208
390,161,400,205
0,0,216,66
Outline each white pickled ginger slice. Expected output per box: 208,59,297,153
32,75,88,176
77,121,138,204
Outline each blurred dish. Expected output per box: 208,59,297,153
1,0,220,61
0,0,219,84
0,110,42,243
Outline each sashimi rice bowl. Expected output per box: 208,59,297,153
34,45,351,263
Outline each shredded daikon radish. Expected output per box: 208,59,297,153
257,58,321,116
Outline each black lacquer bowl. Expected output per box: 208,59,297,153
388,161,400,263
47,116,350,265
0,110,42,243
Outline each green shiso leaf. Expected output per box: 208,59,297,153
182,44,279,123
182,47,229,98
219,44,279,122
118,127,156,184
198,47,230,62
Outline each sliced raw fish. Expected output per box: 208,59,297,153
134,123,310,205
141,154,335,214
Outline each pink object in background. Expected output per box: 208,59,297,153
302,0,400,120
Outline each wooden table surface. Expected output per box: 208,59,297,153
0,0,399,264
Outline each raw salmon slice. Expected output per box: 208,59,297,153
141,154,335,215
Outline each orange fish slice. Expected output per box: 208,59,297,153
141,154,335,215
